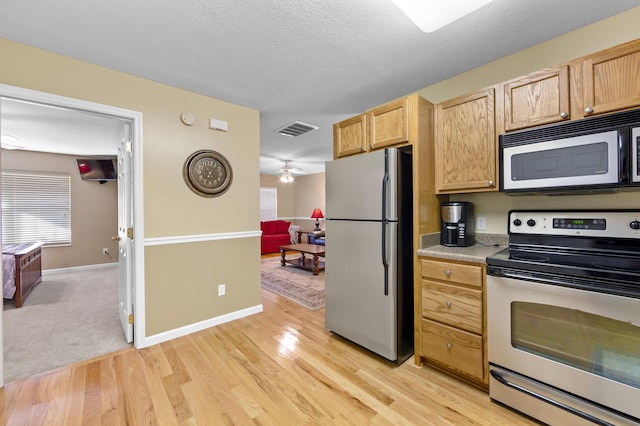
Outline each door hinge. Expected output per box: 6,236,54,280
127,227,134,239
128,313,134,324
126,141,133,153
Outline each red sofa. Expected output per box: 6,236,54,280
260,220,292,254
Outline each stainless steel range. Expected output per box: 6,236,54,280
487,210,640,426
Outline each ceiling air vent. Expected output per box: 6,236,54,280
275,121,319,137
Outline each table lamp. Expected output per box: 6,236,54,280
311,208,324,231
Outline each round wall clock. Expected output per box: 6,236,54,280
183,149,233,197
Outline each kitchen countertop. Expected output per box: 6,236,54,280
417,233,507,264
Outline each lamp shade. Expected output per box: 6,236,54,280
311,208,324,219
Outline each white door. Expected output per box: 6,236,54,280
117,122,134,343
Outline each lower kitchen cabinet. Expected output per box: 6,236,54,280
417,256,488,388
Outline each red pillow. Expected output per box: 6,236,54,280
276,220,291,234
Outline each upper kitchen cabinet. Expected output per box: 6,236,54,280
502,65,570,132
333,114,367,158
334,95,420,159
367,98,409,151
580,38,640,118
435,87,498,194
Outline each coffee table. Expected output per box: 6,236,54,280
279,243,325,275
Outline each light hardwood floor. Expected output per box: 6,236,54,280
0,285,538,425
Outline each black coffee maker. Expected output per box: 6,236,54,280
440,202,475,247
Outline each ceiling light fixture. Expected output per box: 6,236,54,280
391,0,493,33
280,161,295,183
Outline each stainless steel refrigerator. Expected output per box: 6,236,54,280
324,147,413,364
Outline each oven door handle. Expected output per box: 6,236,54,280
489,370,614,426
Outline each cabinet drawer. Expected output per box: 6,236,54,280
420,258,482,288
422,280,482,334
421,319,484,381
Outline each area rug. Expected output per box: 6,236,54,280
261,257,325,310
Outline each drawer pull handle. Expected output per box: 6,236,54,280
445,301,452,308
444,269,451,277
447,343,452,349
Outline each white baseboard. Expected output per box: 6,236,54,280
139,304,264,348
43,263,118,276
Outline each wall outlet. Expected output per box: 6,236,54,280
218,284,226,296
102,247,109,255
476,216,487,231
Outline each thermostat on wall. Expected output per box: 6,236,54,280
209,118,228,132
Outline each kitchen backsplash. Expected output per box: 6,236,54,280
420,232,508,249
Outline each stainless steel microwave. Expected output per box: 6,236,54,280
500,108,640,194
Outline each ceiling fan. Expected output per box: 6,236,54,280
280,160,301,183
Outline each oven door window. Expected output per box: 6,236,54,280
511,302,640,389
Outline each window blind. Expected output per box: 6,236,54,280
2,170,71,246
260,187,277,221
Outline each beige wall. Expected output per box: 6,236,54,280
1,150,118,269
260,174,296,218
295,173,326,230
260,172,326,230
416,6,640,234
0,38,261,337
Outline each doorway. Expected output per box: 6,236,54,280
0,84,144,386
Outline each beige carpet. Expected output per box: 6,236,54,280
3,265,131,383
261,256,325,310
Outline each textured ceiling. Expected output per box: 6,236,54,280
1,0,640,175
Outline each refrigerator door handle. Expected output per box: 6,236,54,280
382,222,389,295
381,150,389,296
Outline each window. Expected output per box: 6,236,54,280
2,170,71,246
260,187,277,221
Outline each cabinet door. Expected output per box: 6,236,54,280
582,40,640,117
435,88,497,193
368,98,409,150
333,114,367,158
503,65,570,131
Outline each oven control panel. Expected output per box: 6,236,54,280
509,210,640,238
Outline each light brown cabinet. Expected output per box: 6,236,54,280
334,97,411,158
333,114,367,158
368,98,409,151
502,38,640,128
580,39,640,118
434,87,498,194
417,257,487,387
503,65,570,132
